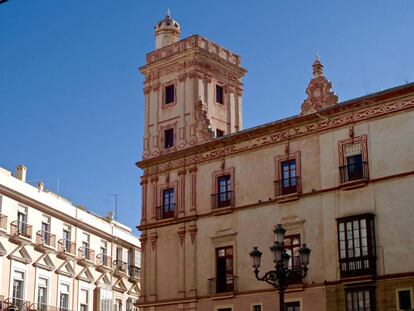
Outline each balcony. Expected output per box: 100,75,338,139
339,161,369,189
10,221,32,244
208,275,238,296
113,260,127,277
35,231,56,252
77,246,95,266
57,239,76,259
128,265,141,283
274,177,301,202
3,297,31,311
339,256,377,278
0,214,7,231
155,203,176,221
96,254,112,272
27,304,75,311
211,191,234,214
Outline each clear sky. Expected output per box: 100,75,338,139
1,1,413,234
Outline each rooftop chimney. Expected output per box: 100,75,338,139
37,181,44,191
107,211,114,221
16,165,27,182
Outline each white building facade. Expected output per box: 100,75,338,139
0,165,141,311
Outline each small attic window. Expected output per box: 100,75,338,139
167,22,171,26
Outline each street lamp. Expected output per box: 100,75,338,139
249,224,311,311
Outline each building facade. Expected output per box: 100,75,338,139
137,13,414,311
0,165,141,311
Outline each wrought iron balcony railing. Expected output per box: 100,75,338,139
3,297,31,311
0,214,7,230
10,221,32,239
156,203,176,220
36,230,56,248
57,239,76,255
96,253,112,268
211,191,234,209
28,303,72,311
113,260,127,273
339,161,369,184
208,275,238,294
78,246,95,262
274,176,301,197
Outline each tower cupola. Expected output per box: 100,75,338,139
154,10,181,50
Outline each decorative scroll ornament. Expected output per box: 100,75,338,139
300,55,338,115
195,98,214,141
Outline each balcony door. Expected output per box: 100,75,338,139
346,154,363,181
41,217,50,245
12,271,25,308
37,277,48,310
217,175,231,207
216,246,233,293
281,159,297,195
162,188,175,219
17,211,27,235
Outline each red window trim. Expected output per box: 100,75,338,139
274,151,302,194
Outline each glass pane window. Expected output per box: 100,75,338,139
216,85,224,104
398,290,412,310
164,128,174,149
286,301,300,311
346,154,363,181
345,288,375,311
12,271,25,306
337,215,376,277
280,159,297,195
217,175,232,207
37,277,48,306
165,84,175,105
162,188,175,218
216,246,234,293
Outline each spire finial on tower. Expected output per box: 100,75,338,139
312,52,324,78
166,8,171,18
300,55,338,115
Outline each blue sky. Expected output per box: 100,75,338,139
1,1,413,234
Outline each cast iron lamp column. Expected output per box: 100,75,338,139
249,224,311,311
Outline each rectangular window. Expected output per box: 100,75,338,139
17,210,27,236
286,301,300,311
346,154,363,181
41,215,51,245
59,283,70,311
397,289,413,311
116,246,123,261
162,188,175,219
345,288,375,311
63,226,71,251
337,214,376,277
164,128,174,149
252,305,262,311
82,233,90,260
99,288,112,311
284,234,302,284
79,289,89,311
165,84,175,105
281,159,297,195
216,175,232,208
216,129,224,138
215,246,234,293
115,299,122,311
37,277,48,308
216,85,224,104
12,271,25,308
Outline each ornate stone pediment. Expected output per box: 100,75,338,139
301,56,338,115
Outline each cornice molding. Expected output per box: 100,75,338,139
138,95,414,176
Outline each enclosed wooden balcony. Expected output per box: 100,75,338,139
57,239,76,259
128,265,141,283
10,221,32,244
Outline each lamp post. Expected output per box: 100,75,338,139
249,224,311,311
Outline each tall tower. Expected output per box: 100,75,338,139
139,13,247,159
